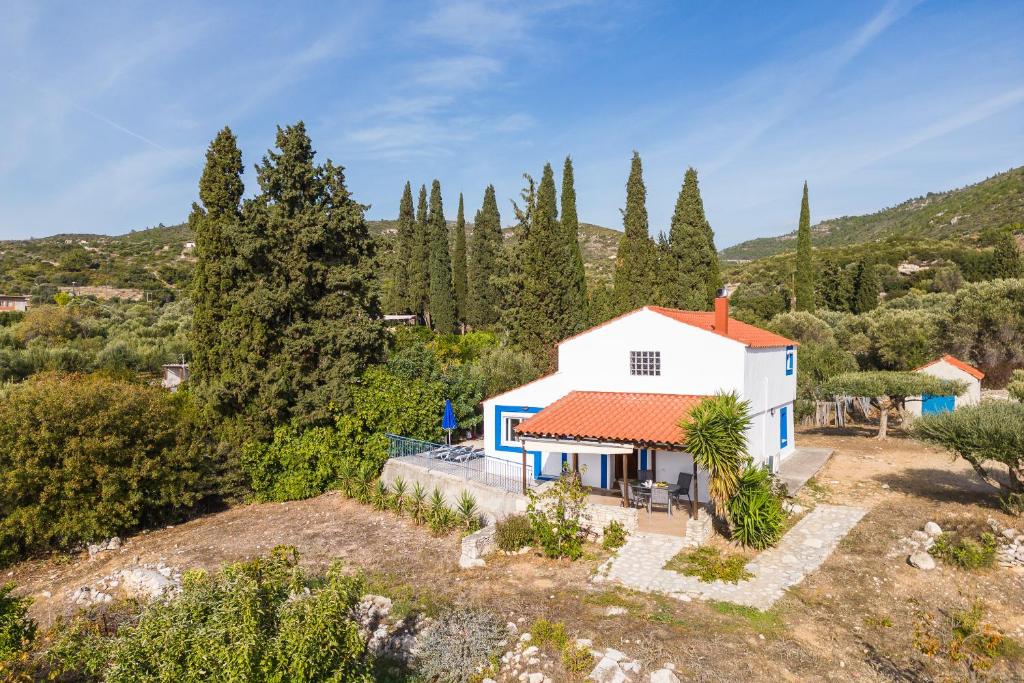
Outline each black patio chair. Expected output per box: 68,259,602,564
671,473,693,510
629,483,651,509
648,486,672,516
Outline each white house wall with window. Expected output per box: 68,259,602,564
481,296,798,497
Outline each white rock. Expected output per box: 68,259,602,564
588,656,630,683
116,567,178,599
520,632,532,642
523,646,539,657
910,530,929,542
528,671,544,682
650,669,681,683
1002,528,1019,541
908,552,936,570
576,638,594,648
603,648,629,663
623,660,641,673
604,606,627,616
482,679,497,683
507,621,519,633
923,522,942,537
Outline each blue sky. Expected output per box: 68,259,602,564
1,0,1021,248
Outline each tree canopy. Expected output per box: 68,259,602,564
823,371,965,438
614,152,657,311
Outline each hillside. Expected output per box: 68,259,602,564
722,166,1024,261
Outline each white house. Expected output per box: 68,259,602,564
162,363,190,391
907,354,984,416
0,294,30,312
482,295,798,502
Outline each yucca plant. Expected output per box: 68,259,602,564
427,488,447,523
354,467,374,504
428,505,457,536
408,482,428,525
727,464,785,549
390,477,408,516
370,480,390,511
680,392,752,518
455,490,481,532
337,460,356,499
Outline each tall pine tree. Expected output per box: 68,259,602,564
392,181,415,313
452,192,469,326
614,152,657,311
818,257,852,312
212,122,386,434
794,181,815,311
561,156,589,333
427,180,457,334
852,260,881,313
467,185,503,329
190,127,244,415
662,167,720,310
407,185,430,317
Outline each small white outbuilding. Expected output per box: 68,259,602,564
907,354,984,416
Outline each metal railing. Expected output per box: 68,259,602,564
386,434,535,495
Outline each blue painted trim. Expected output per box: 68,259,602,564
640,448,647,471
561,452,568,470
600,454,608,489
785,345,794,376
494,404,544,479
780,406,789,448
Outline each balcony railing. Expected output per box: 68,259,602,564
386,434,535,495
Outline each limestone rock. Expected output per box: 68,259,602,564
115,567,178,599
589,656,631,683
908,551,936,570
650,669,681,683
604,606,627,617
923,522,942,537
603,648,628,663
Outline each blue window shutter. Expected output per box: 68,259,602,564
785,345,794,376
600,454,608,489
640,448,647,471
780,406,789,448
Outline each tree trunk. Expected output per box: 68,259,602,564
875,397,892,439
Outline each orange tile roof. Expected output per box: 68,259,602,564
646,306,797,348
915,354,985,381
514,391,707,447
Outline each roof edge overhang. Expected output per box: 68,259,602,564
517,433,686,453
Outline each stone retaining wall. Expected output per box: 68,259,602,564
584,502,638,538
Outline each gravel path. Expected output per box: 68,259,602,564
598,504,867,609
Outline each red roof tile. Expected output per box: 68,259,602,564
514,391,707,447
647,306,797,348
914,354,985,381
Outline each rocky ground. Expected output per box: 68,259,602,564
6,425,1024,681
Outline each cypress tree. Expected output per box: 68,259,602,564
991,229,1023,278
467,185,503,328
224,122,386,434
427,180,457,334
795,181,815,311
392,181,415,312
190,127,244,414
663,167,721,310
614,152,657,311
818,257,853,312
452,192,469,326
499,175,536,342
852,260,881,313
561,156,589,333
407,185,430,317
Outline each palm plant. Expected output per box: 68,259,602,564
427,488,447,523
337,460,356,498
408,482,428,525
354,466,374,504
390,476,408,516
455,490,480,532
428,505,457,536
679,392,752,518
371,480,391,511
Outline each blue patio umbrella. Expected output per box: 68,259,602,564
442,398,458,444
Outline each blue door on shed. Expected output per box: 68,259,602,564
922,394,955,415
779,406,789,449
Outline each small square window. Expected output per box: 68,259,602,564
629,350,661,376
504,417,523,442
785,346,794,376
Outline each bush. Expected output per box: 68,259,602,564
727,465,786,550
664,546,753,584
416,608,505,683
561,643,594,675
0,373,212,567
527,472,588,560
531,618,569,650
243,424,344,503
1000,492,1024,517
0,584,35,663
455,491,482,532
48,548,373,682
929,532,997,569
495,514,533,552
601,520,628,551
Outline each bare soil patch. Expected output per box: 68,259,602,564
7,426,1024,681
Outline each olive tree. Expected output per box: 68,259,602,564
823,371,965,439
913,401,1024,495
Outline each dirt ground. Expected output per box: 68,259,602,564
7,425,1024,681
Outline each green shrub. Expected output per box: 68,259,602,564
530,618,569,650
0,584,35,663
47,548,373,682
727,465,785,550
390,477,408,515
664,546,753,584
415,608,505,683
371,480,391,511
0,373,212,567
929,532,997,569
601,520,628,551
561,643,594,675
455,491,481,532
408,482,428,525
1000,492,1024,517
527,472,588,560
495,514,533,552
242,424,344,503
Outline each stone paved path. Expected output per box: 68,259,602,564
596,504,866,609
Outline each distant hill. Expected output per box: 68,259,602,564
721,166,1024,261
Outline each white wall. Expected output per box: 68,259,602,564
907,361,982,416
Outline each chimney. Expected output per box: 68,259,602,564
714,288,729,334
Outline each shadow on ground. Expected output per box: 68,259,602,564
873,467,1000,507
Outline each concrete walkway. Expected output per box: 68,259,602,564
778,447,834,494
596,504,865,609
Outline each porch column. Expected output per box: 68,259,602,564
691,459,698,518
620,452,629,507
521,442,528,496
572,452,579,476
651,449,657,478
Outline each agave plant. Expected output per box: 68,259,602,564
354,467,374,504
428,505,458,537
427,488,447,523
408,482,427,525
679,392,752,518
337,460,356,498
455,490,481,532
371,480,390,511
390,477,408,516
